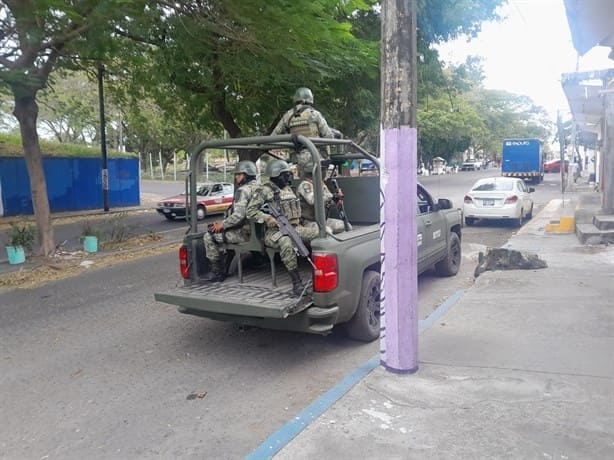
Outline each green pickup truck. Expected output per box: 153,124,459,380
154,135,462,342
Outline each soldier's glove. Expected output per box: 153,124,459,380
264,215,278,228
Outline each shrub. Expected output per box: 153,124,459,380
7,223,36,251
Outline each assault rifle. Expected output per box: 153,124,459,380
261,202,316,268
328,178,351,232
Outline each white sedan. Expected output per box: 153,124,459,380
463,177,535,227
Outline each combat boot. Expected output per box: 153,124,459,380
207,261,226,283
289,270,305,297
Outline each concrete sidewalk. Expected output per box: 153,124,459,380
255,194,614,459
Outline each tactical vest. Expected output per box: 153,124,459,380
287,106,319,137
267,183,302,224
224,180,258,225
298,180,316,221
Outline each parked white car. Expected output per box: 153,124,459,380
463,177,535,227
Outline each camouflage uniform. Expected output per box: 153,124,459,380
246,182,318,272
296,178,345,234
272,104,333,178
203,179,259,272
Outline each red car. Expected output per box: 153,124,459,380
156,182,234,221
543,159,569,173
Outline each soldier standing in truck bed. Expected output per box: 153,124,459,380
271,87,333,178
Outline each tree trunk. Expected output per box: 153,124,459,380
13,93,55,257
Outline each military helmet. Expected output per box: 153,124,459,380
265,159,291,178
293,87,314,105
233,160,257,177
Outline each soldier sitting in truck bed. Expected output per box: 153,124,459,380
246,159,318,297
295,155,347,234
203,161,260,282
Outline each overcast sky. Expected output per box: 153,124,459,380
436,0,613,120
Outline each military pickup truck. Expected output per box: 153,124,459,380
154,135,462,342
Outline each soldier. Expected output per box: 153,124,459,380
246,159,318,297
271,87,333,178
204,160,260,282
295,155,347,234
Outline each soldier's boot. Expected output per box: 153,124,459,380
207,260,226,283
289,270,305,297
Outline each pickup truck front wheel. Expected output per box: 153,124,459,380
435,232,461,277
345,270,381,342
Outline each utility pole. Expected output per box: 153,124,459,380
380,0,418,373
604,91,614,213
97,63,109,212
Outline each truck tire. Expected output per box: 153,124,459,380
435,232,461,277
345,270,381,342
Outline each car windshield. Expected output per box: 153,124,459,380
197,186,211,196
472,181,513,192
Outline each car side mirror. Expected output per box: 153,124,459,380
528,187,535,193
437,198,453,210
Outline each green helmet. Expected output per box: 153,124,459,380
265,159,291,178
293,87,314,105
233,160,257,177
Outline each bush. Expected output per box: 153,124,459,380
80,220,105,240
7,223,36,251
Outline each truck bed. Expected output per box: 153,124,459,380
155,263,314,319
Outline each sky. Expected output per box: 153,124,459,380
436,0,613,121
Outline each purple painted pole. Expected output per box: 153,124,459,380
380,0,418,373
379,127,418,373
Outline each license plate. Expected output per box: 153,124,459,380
483,199,494,206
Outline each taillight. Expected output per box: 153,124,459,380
179,245,190,279
312,253,338,292
505,195,518,204
464,195,473,203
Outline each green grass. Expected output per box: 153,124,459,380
0,133,137,159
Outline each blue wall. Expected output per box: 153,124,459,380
0,157,140,216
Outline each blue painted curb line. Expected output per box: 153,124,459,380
245,289,465,460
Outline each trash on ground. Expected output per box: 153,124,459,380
474,247,547,278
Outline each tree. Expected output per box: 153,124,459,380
418,95,486,162
465,88,553,159
0,1,148,256
136,1,379,160
37,71,100,144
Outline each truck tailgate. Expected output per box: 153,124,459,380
155,270,311,319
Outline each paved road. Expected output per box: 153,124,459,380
0,171,565,458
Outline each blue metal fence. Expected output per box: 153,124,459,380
0,157,140,216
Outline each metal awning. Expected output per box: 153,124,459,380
564,0,614,56
561,69,614,147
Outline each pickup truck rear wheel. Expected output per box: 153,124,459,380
345,270,381,342
435,232,461,277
